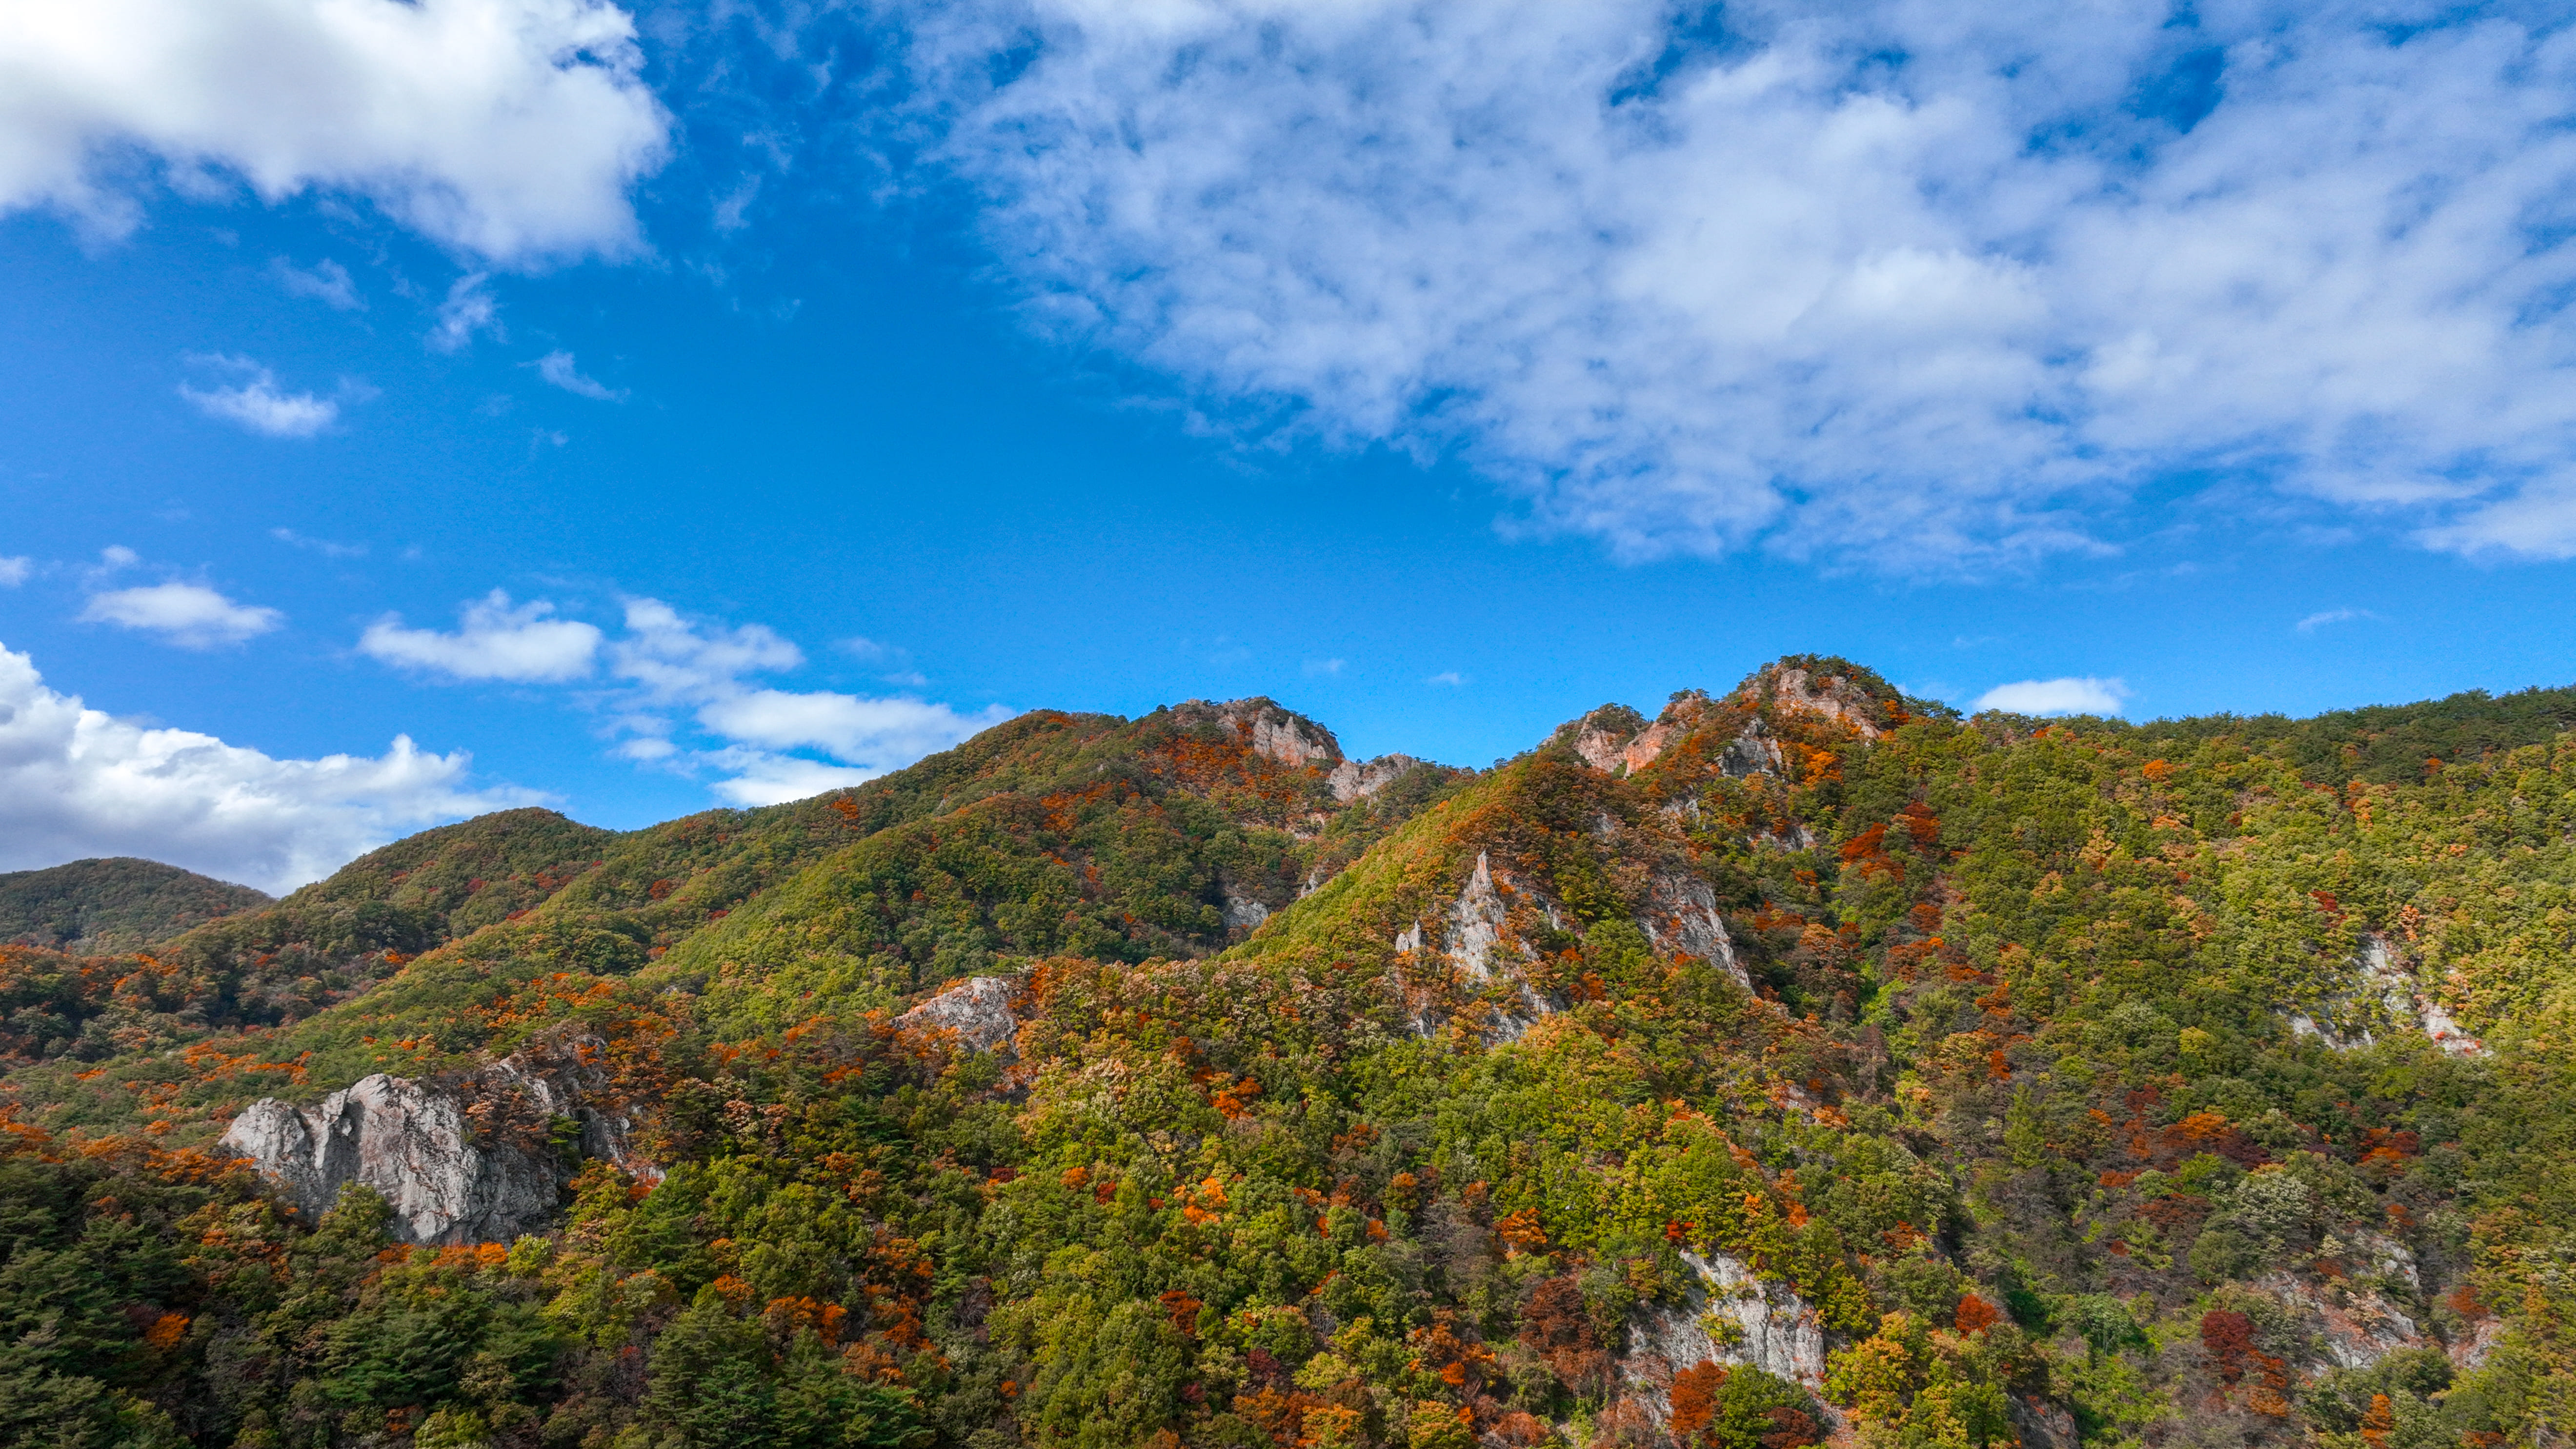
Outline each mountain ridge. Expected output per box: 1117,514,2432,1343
4,660,2576,1449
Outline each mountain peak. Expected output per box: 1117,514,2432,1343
1168,696,1343,768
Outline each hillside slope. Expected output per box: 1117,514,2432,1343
2,662,2573,1449
0,856,268,953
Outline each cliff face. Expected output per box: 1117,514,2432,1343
220,1074,559,1245
219,1033,650,1245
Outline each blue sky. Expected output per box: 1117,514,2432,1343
3,0,2575,890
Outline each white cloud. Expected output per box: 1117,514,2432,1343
601,598,1012,797
99,545,139,569
0,557,28,586
347,591,1008,804
80,581,283,648
697,749,882,808
889,1,2576,570
271,526,365,558
533,349,624,401
609,598,804,704
179,354,337,436
429,273,501,352
1975,677,2128,717
272,256,362,310
0,641,533,892
1425,671,1467,687
0,0,669,264
1304,658,1346,677
698,689,1013,774
360,589,603,681
2296,608,2378,633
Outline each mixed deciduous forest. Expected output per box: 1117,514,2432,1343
5,664,2576,1449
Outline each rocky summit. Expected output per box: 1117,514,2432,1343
3,656,2576,1449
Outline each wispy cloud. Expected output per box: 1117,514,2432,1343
179,355,337,438
272,257,363,311
272,527,365,559
0,558,28,587
1304,658,1346,677
429,273,502,354
1975,677,2128,717
2296,608,2379,634
80,581,283,648
1425,670,1466,687
532,350,625,402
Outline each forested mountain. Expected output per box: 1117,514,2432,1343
0,856,268,955
2,664,2572,1449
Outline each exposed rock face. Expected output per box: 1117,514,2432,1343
2009,1395,2079,1449
1326,754,1421,802
895,976,1021,1056
2259,1271,2426,1369
1222,889,1272,930
1766,666,1884,739
222,1074,560,1246
1637,871,1751,990
1625,1249,1828,1411
489,1032,655,1180
1721,719,1784,778
1619,722,1678,774
220,1031,655,1246
1179,698,1340,768
2290,934,2483,1056
1566,705,1676,777
1389,852,1561,1041
2450,1315,2503,1371
1447,852,1511,979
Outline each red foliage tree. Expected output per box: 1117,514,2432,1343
1954,1293,2001,1334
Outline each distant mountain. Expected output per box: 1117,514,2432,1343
5,663,2576,1449
0,856,268,954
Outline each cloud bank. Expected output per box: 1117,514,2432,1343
0,642,533,892
891,0,2576,569
0,0,669,264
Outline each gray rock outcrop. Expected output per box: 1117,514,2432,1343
1638,870,1752,990
2289,934,2483,1056
1177,698,1338,768
2259,1270,2427,1369
220,1032,650,1246
222,1074,560,1246
895,976,1021,1057
1326,753,1422,802
1624,1249,1828,1417
1222,889,1272,930
1768,666,1885,739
